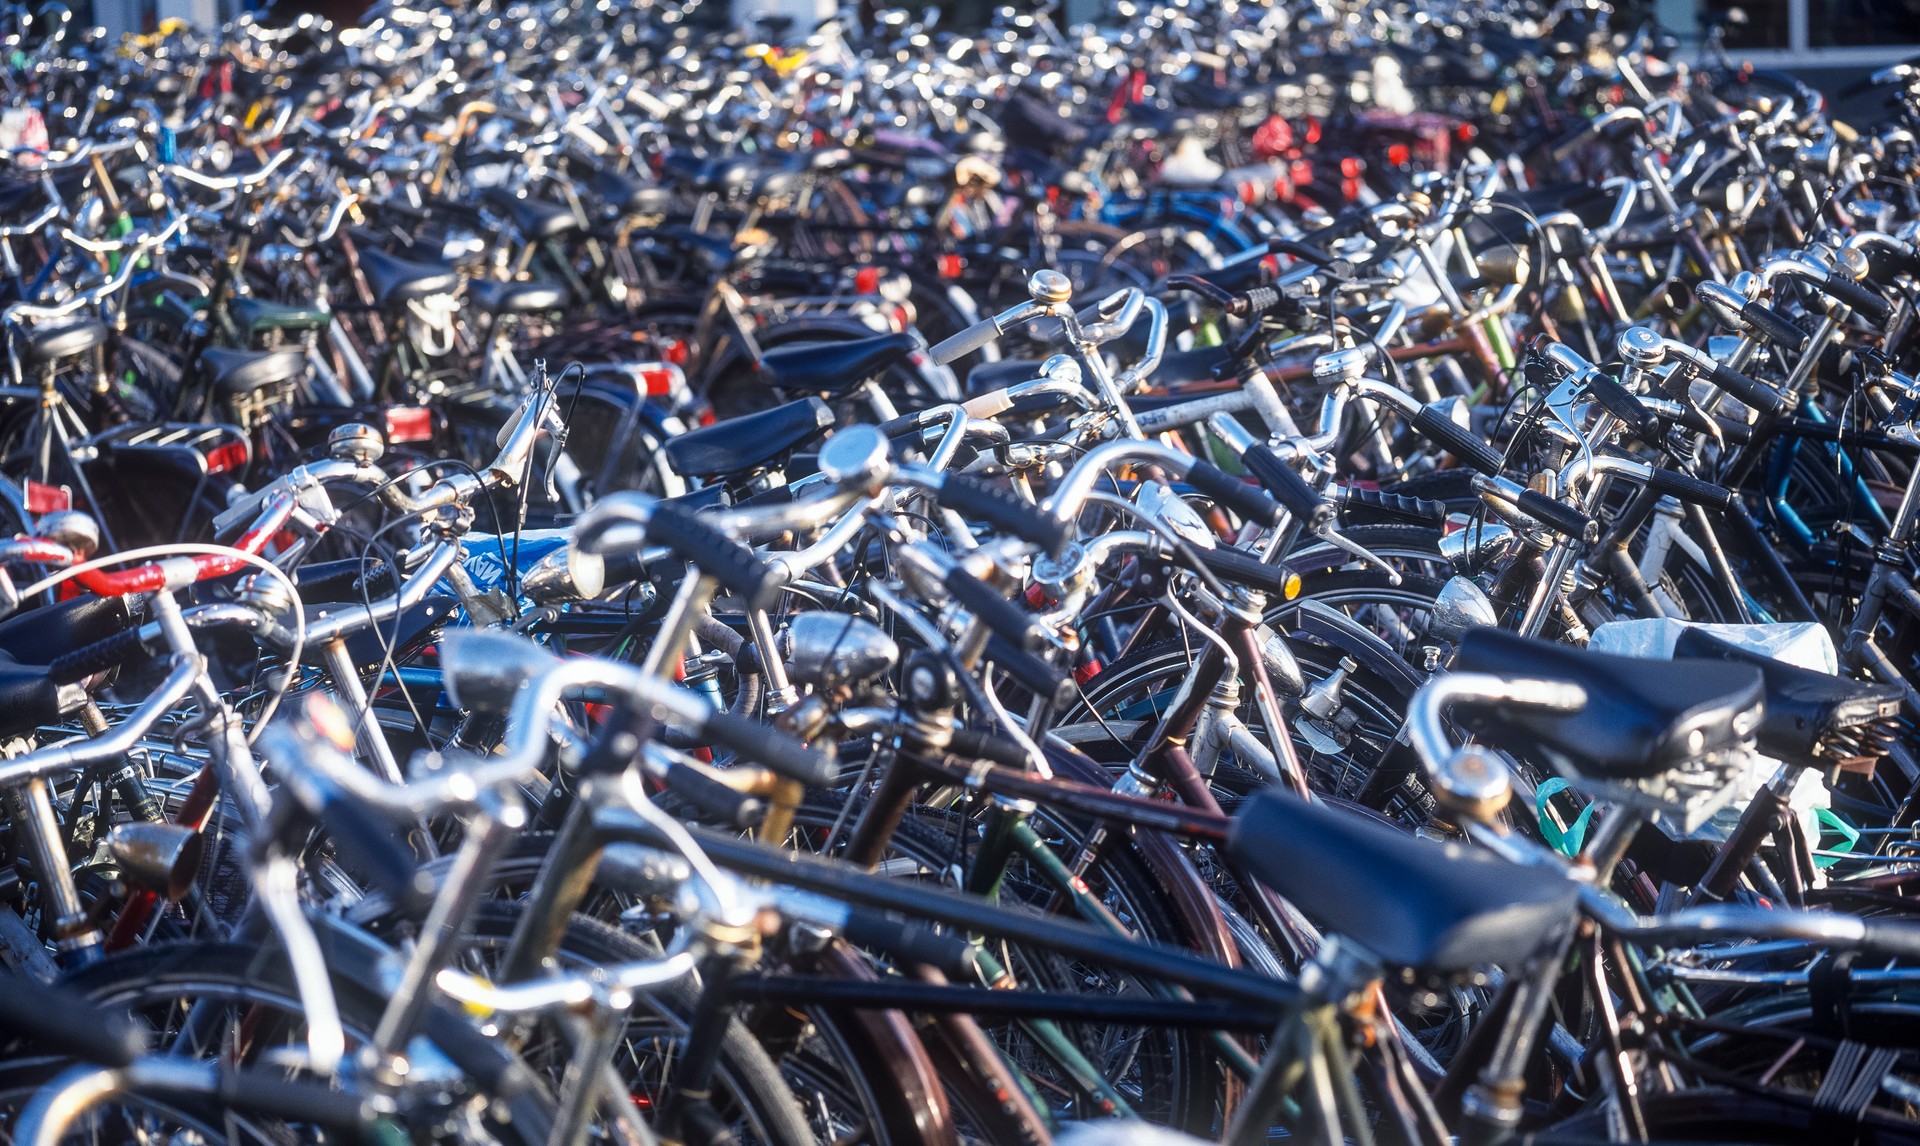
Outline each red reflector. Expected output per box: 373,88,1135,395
1304,118,1322,145
640,367,676,396
386,407,434,444
854,266,882,294
1387,144,1410,166
1455,122,1477,143
24,481,69,515
205,442,249,475
1237,180,1257,205
663,338,688,365
1340,156,1364,178
938,254,964,279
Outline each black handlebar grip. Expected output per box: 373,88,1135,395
662,761,768,828
983,633,1076,708
937,475,1071,553
1861,920,1920,960
1411,404,1504,474
945,727,1034,770
944,566,1048,651
1514,489,1600,542
0,983,143,1066
1194,544,1295,596
1184,462,1283,527
1240,445,1332,527
49,627,149,685
1647,467,1735,510
1821,273,1893,322
647,501,783,612
700,709,836,787
1741,299,1810,353
1708,360,1789,418
1583,372,1659,443
1338,486,1447,527
212,1068,371,1131
841,906,979,980
318,792,430,916
930,317,1000,365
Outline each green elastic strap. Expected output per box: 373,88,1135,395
1813,807,1859,869
1536,777,1593,858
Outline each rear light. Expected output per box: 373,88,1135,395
1238,180,1258,205
661,338,688,365
204,442,249,475
938,254,964,279
385,407,434,444
638,366,679,397
854,266,882,294
1387,144,1410,167
1340,156,1364,178
23,481,69,515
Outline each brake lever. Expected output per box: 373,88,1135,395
1309,522,1401,585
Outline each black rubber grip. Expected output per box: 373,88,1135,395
1861,920,1920,959
319,792,429,916
647,501,783,612
937,475,1071,553
1742,299,1810,352
0,983,143,1066
945,566,1047,651
700,709,836,787
1515,489,1599,541
1194,545,1295,596
1821,273,1893,322
1184,462,1282,527
211,1068,370,1130
1584,372,1658,442
663,762,767,828
1411,404,1503,473
1646,467,1734,510
1240,445,1331,526
49,626,150,684
945,727,1032,769
841,906,979,979
1338,486,1446,527
1708,360,1789,418
983,633,1076,708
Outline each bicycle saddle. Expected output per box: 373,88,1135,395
199,347,305,396
1671,628,1904,765
1454,628,1765,780
482,188,579,241
661,397,834,479
0,654,74,739
592,169,672,216
16,317,108,368
358,248,459,309
0,596,129,667
1228,788,1580,971
468,278,567,315
758,333,919,397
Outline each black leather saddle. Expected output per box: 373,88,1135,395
0,596,129,667
17,318,108,368
359,248,459,309
592,169,672,217
661,397,834,479
758,333,919,397
1672,628,1903,764
483,188,579,241
199,348,305,396
469,279,567,315
1454,628,1765,780
1228,788,1581,971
